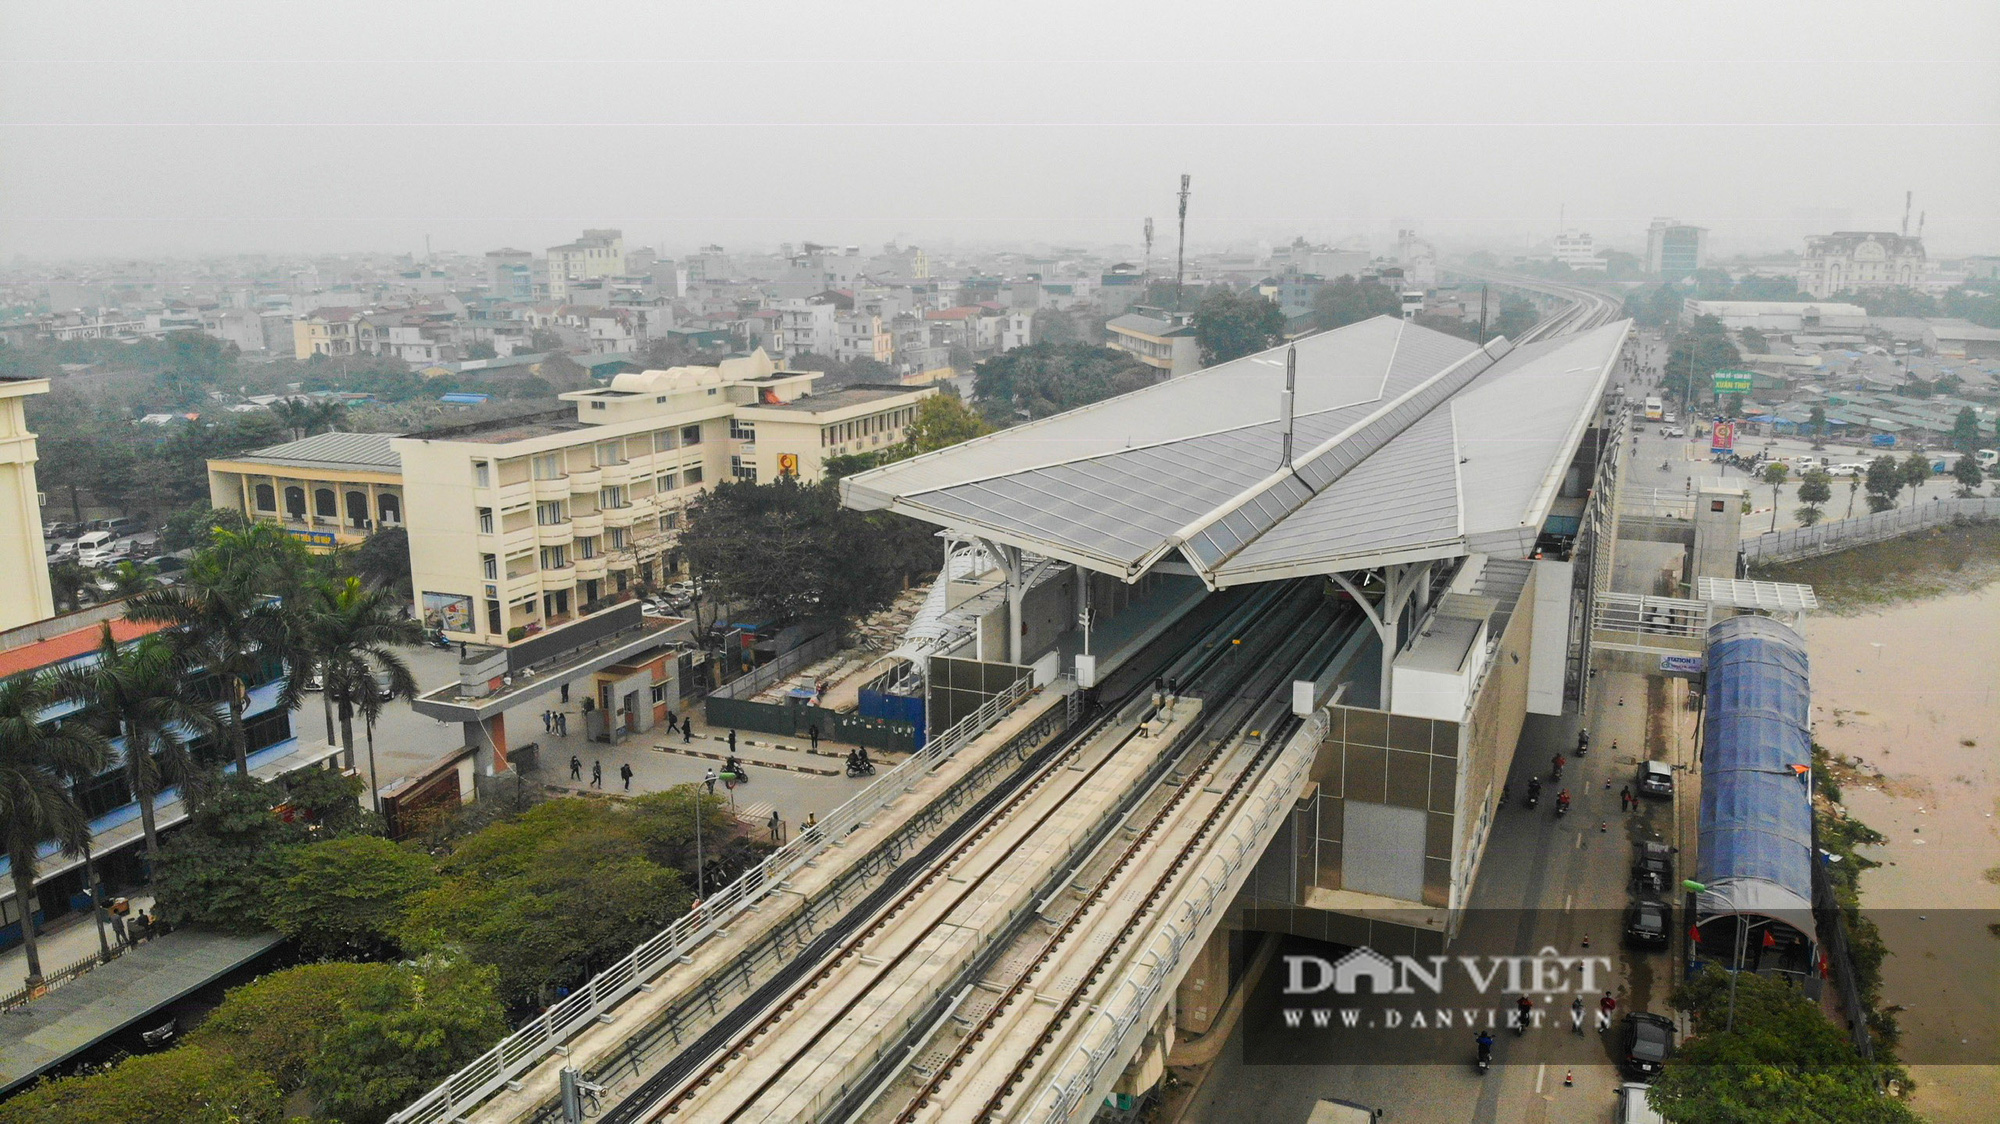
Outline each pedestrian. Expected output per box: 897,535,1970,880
684,722,693,744
1620,785,1633,811
728,729,738,753
704,767,717,794
620,762,633,790
570,754,582,780
560,682,570,704
1599,992,1617,1031
808,723,820,751
133,909,152,944
543,709,553,733
557,712,567,737
666,712,679,735
111,912,129,949
769,809,782,843
591,760,603,788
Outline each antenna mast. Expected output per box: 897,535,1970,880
1902,191,1912,237
1144,217,1155,278
1174,174,1191,314
1280,345,1297,469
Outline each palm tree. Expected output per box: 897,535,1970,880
47,562,90,613
307,576,419,780
306,399,346,435
270,398,316,441
51,627,216,862
128,524,312,776
101,561,154,601
0,671,113,984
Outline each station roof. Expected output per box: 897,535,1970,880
841,315,1629,586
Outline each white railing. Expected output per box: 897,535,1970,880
1743,496,2000,565
1592,591,1712,641
388,675,1040,1124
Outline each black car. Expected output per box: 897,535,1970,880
1631,841,1675,893
1621,1013,1676,1079
1624,898,1671,948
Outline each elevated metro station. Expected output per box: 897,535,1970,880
843,312,1634,940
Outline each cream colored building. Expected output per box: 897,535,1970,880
0,376,56,630
292,308,364,359
546,229,625,302
389,349,932,649
207,432,406,551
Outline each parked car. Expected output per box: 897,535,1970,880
1625,898,1672,947
73,530,116,554
77,546,121,568
1618,1081,1666,1124
1621,1013,1676,1080
1826,463,1864,478
89,516,143,538
1632,841,1676,894
1638,760,1674,799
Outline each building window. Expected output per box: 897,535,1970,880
254,483,276,511
654,430,677,453
589,400,606,410
662,512,681,531
681,424,703,446
731,456,757,483
577,536,597,559
486,599,503,634
657,471,678,492
532,453,564,480
378,493,401,525
345,490,369,527
474,461,491,487
608,527,627,550
314,488,337,519
651,683,668,704
599,485,625,509
536,500,566,525
540,545,569,569
730,419,756,441
477,507,494,533
684,465,703,485
598,441,623,465
482,554,498,580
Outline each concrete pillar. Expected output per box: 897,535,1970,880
1074,562,1091,655
1691,482,1746,586
1002,545,1024,665
1175,926,1230,1035
468,714,510,776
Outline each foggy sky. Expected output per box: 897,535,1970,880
3,0,1998,261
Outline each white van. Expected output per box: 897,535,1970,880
73,530,116,553
1618,1082,1666,1124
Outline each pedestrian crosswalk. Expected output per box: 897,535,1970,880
735,801,774,824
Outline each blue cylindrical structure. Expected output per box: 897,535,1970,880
1695,614,1817,971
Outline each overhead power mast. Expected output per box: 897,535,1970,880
1174,174,1191,313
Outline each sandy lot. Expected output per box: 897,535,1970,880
1803,587,2000,1121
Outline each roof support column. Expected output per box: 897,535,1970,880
979,539,1025,666
1330,561,1431,713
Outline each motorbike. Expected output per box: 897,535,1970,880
845,757,876,778
1524,783,1541,810
1576,729,1590,757
424,629,453,651
1556,794,1572,818
1513,1004,1533,1036
1475,1033,1494,1072
1550,760,1564,783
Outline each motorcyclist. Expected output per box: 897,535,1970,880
1527,776,1543,799
1556,789,1572,813
1475,1030,1495,1061
1576,728,1590,755
1514,995,1534,1032
1551,753,1565,779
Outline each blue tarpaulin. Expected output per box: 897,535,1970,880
1697,615,1816,938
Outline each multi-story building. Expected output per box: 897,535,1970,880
545,229,625,302
292,307,364,359
389,350,932,650
777,299,837,358
206,432,406,552
999,311,1033,352
0,375,55,631
486,248,536,301
1106,308,1198,377
833,311,893,364
1552,231,1603,271
1644,218,1707,278
1797,232,1926,298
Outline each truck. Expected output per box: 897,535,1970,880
1643,396,1664,421
1979,449,1998,471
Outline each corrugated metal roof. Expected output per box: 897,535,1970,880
229,431,403,473
843,315,1629,584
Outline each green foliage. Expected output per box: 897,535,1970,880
822,451,884,480
1310,276,1400,332
344,526,412,596
1949,407,1982,455
628,786,768,892
160,503,249,553
680,478,924,625
1952,451,1986,495
0,669,115,979
1033,308,1080,344
400,799,693,1004
973,342,1152,424
1899,451,1932,503
901,393,994,452
1626,283,1687,328
1662,316,1743,407
1796,468,1833,511
149,771,301,929
190,960,398,1090
266,835,438,958
1827,286,1937,318
1651,971,1917,1124
0,1044,284,1124
1491,295,1539,340
1409,312,1479,341
1760,463,1790,489
1191,288,1284,365
1808,405,1828,448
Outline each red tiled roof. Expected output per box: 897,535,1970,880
0,618,171,680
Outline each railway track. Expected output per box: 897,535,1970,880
601,581,1324,1123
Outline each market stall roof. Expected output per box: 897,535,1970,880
842,315,1630,586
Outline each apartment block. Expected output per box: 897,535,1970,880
0,375,55,631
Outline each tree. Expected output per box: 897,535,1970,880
270,398,317,441
1795,468,1832,523
1952,451,1986,496
159,503,248,553
129,523,313,775
99,561,155,600
0,1044,284,1124
1409,311,1479,341
307,575,420,783
1899,450,1932,507
679,478,918,625
1192,289,1284,365
1864,455,1904,513
1950,406,1982,455
1649,970,1919,1124
900,393,994,454
344,527,412,597
464,340,498,361
47,561,90,613
1662,316,1742,409
51,627,214,862
1032,308,1080,344
0,671,113,982
972,342,1152,424
1794,506,1824,527
1310,276,1399,332
264,835,437,958
149,771,300,929
1808,405,1828,450
1739,326,1768,355
1491,296,1540,340
1759,462,1789,532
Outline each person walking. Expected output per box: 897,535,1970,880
570,754,582,781
727,729,738,754
666,712,679,735
560,682,570,704
683,722,693,744
619,762,633,790
591,760,603,788
1620,785,1633,811
808,724,820,751
769,809,783,844
557,711,567,737
111,911,130,949
704,767,717,795
1598,991,1617,1031
543,709,553,733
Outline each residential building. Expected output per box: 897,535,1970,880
1099,264,1149,316
1644,218,1707,278
1000,311,1033,352
206,431,406,551
0,376,55,631
202,308,268,353
1924,318,2000,360
778,299,837,358
292,307,364,359
388,350,932,650
1552,231,1603,271
545,229,625,302
1106,308,1198,377
486,248,536,301
1798,232,1926,298
833,312,893,364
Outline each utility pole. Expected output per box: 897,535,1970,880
1479,283,1489,343
1174,175,1191,315
1143,217,1155,279
1900,190,1912,238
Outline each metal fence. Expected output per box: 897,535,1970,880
387,674,1041,1124
1743,497,2000,565
706,629,840,702
0,947,109,1011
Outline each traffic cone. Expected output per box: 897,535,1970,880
1564,1068,1574,1087
1601,820,1609,833
1581,933,1591,949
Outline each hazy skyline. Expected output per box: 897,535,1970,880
4,0,1998,261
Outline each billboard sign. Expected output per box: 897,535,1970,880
422,591,473,633
286,529,337,548
1710,418,1736,454
1712,369,1754,396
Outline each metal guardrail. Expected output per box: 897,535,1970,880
388,675,1039,1124
1743,497,2000,565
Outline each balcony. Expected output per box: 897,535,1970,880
600,460,633,486
496,478,533,506
537,520,574,546
503,570,540,599
573,554,608,580
532,475,569,501
570,510,604,536
501,523,539,553
601,504,639,528
567,466,602,490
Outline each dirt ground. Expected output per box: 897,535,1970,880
1802,585,2000,1121
1755,522,2000,612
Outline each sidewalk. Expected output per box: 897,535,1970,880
0,891,155,994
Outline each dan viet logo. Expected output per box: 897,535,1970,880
1278,946,1618,1032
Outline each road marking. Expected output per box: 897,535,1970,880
1564,893,1574,912
1575,832,1585,850
1535,1063,1547,1093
